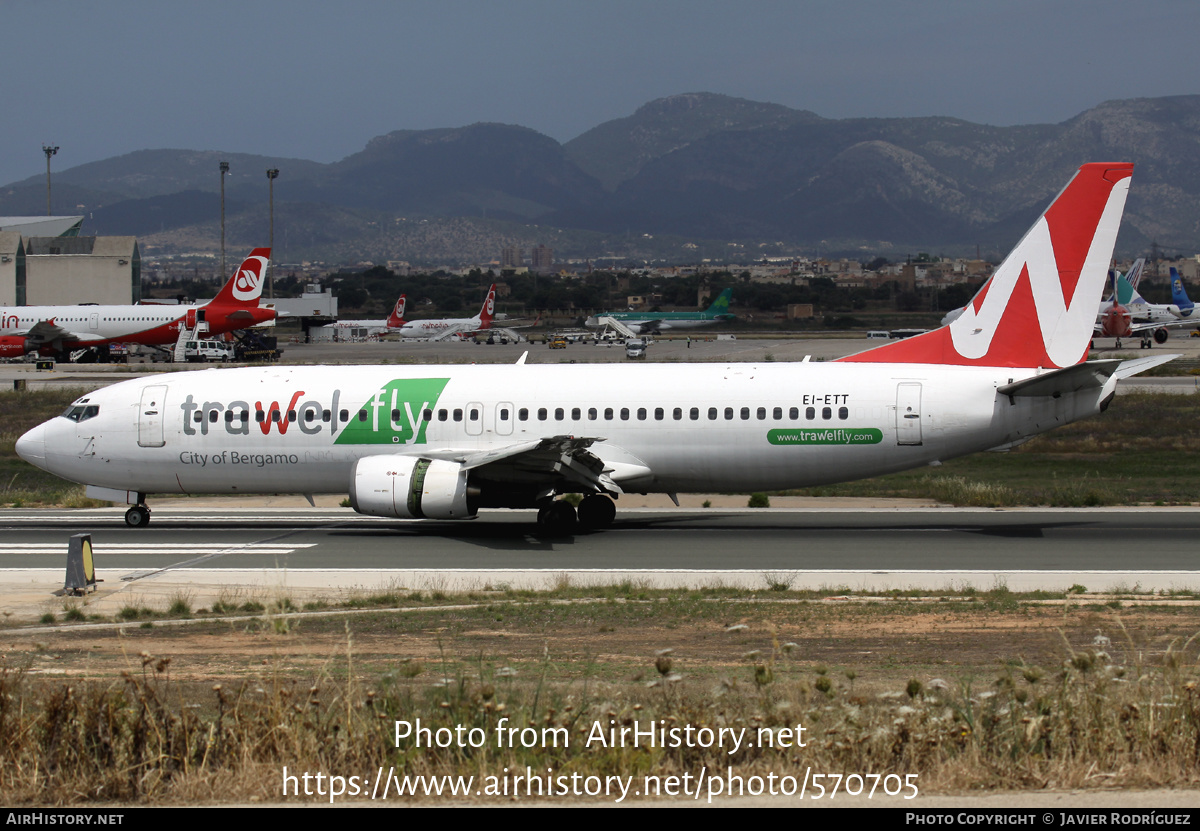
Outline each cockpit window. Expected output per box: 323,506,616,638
61,405,99,423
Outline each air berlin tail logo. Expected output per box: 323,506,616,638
394,297,406,318
485,294,495,316
232,255,268,302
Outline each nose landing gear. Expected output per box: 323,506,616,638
124,504,151,528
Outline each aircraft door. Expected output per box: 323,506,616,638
495,401,514,436
138,384,168,448
465,401,484,437
89,313,99,331
185,308,197,330
895,383,923,446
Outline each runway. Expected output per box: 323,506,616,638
1,507,1197,619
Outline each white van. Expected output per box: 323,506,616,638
184,340,235,362
625,338,648,359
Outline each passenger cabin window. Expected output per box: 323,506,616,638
469,408,479,421
838,406,849,420
690,407,699,421
438,409,448,422
605,408,614,420
708,407,718,420
499,409,509,421
740,407,750,420
519,408,529,421
822,407,832,420
673,407,682,420
555,408,564,421
620,408,630,421
773,407,782,420
654,407,664,420
572,407,581,420
789,407,799,420
538,408,548,421
806,407,816,420
637,408,647,420
724,407,734,420
453,409,463,422
588,408,598,420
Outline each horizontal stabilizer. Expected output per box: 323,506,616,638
997,360,1122,398
1112,353,1180,380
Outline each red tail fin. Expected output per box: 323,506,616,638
478,284,496,329
209,248,270,308
387,295,407,328
839,163,1132,369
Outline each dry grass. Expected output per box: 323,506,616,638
3,613,1200,804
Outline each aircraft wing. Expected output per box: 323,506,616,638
406,435,635,496
23,320,101,346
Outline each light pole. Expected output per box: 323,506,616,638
42,145,59,216
266,168,279,300
219,161,230,280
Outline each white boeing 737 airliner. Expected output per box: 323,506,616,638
16,164,1172,531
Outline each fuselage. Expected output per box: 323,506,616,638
16,360,1113,503
584,313,734,333
397,316,484,339
0,302,274,350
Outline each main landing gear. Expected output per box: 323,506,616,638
124,504,151,528
536,495,616,534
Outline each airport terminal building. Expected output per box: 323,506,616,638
0,219,140,306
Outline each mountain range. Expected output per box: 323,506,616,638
2,92,1198,264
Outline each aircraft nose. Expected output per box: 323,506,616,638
16,422,47,466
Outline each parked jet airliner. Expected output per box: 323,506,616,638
585,288,735,334
328,295,408,339
17,164,1171,531
396,285,496,340
0,248,275,360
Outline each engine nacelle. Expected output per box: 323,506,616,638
0,336,31,358
348,455,475,519
1154,327,1169,344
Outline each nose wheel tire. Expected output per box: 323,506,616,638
125,505,151,528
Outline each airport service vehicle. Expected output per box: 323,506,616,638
17,164,1171,532
624,338,648,359
0,249,275,361
183,340,235,363
548,337,567,349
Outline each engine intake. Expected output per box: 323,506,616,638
348,455,475,519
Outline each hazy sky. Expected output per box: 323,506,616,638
3,0,1197,187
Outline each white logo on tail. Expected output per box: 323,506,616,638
231,255,269,302
395,297,406,319
947,181,1130,368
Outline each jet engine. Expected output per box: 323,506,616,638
348,455,476,519
0,336,31,358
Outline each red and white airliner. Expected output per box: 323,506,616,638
0,248,275,360
395,284,496,340
17,165,1176,530
327,295,408,339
